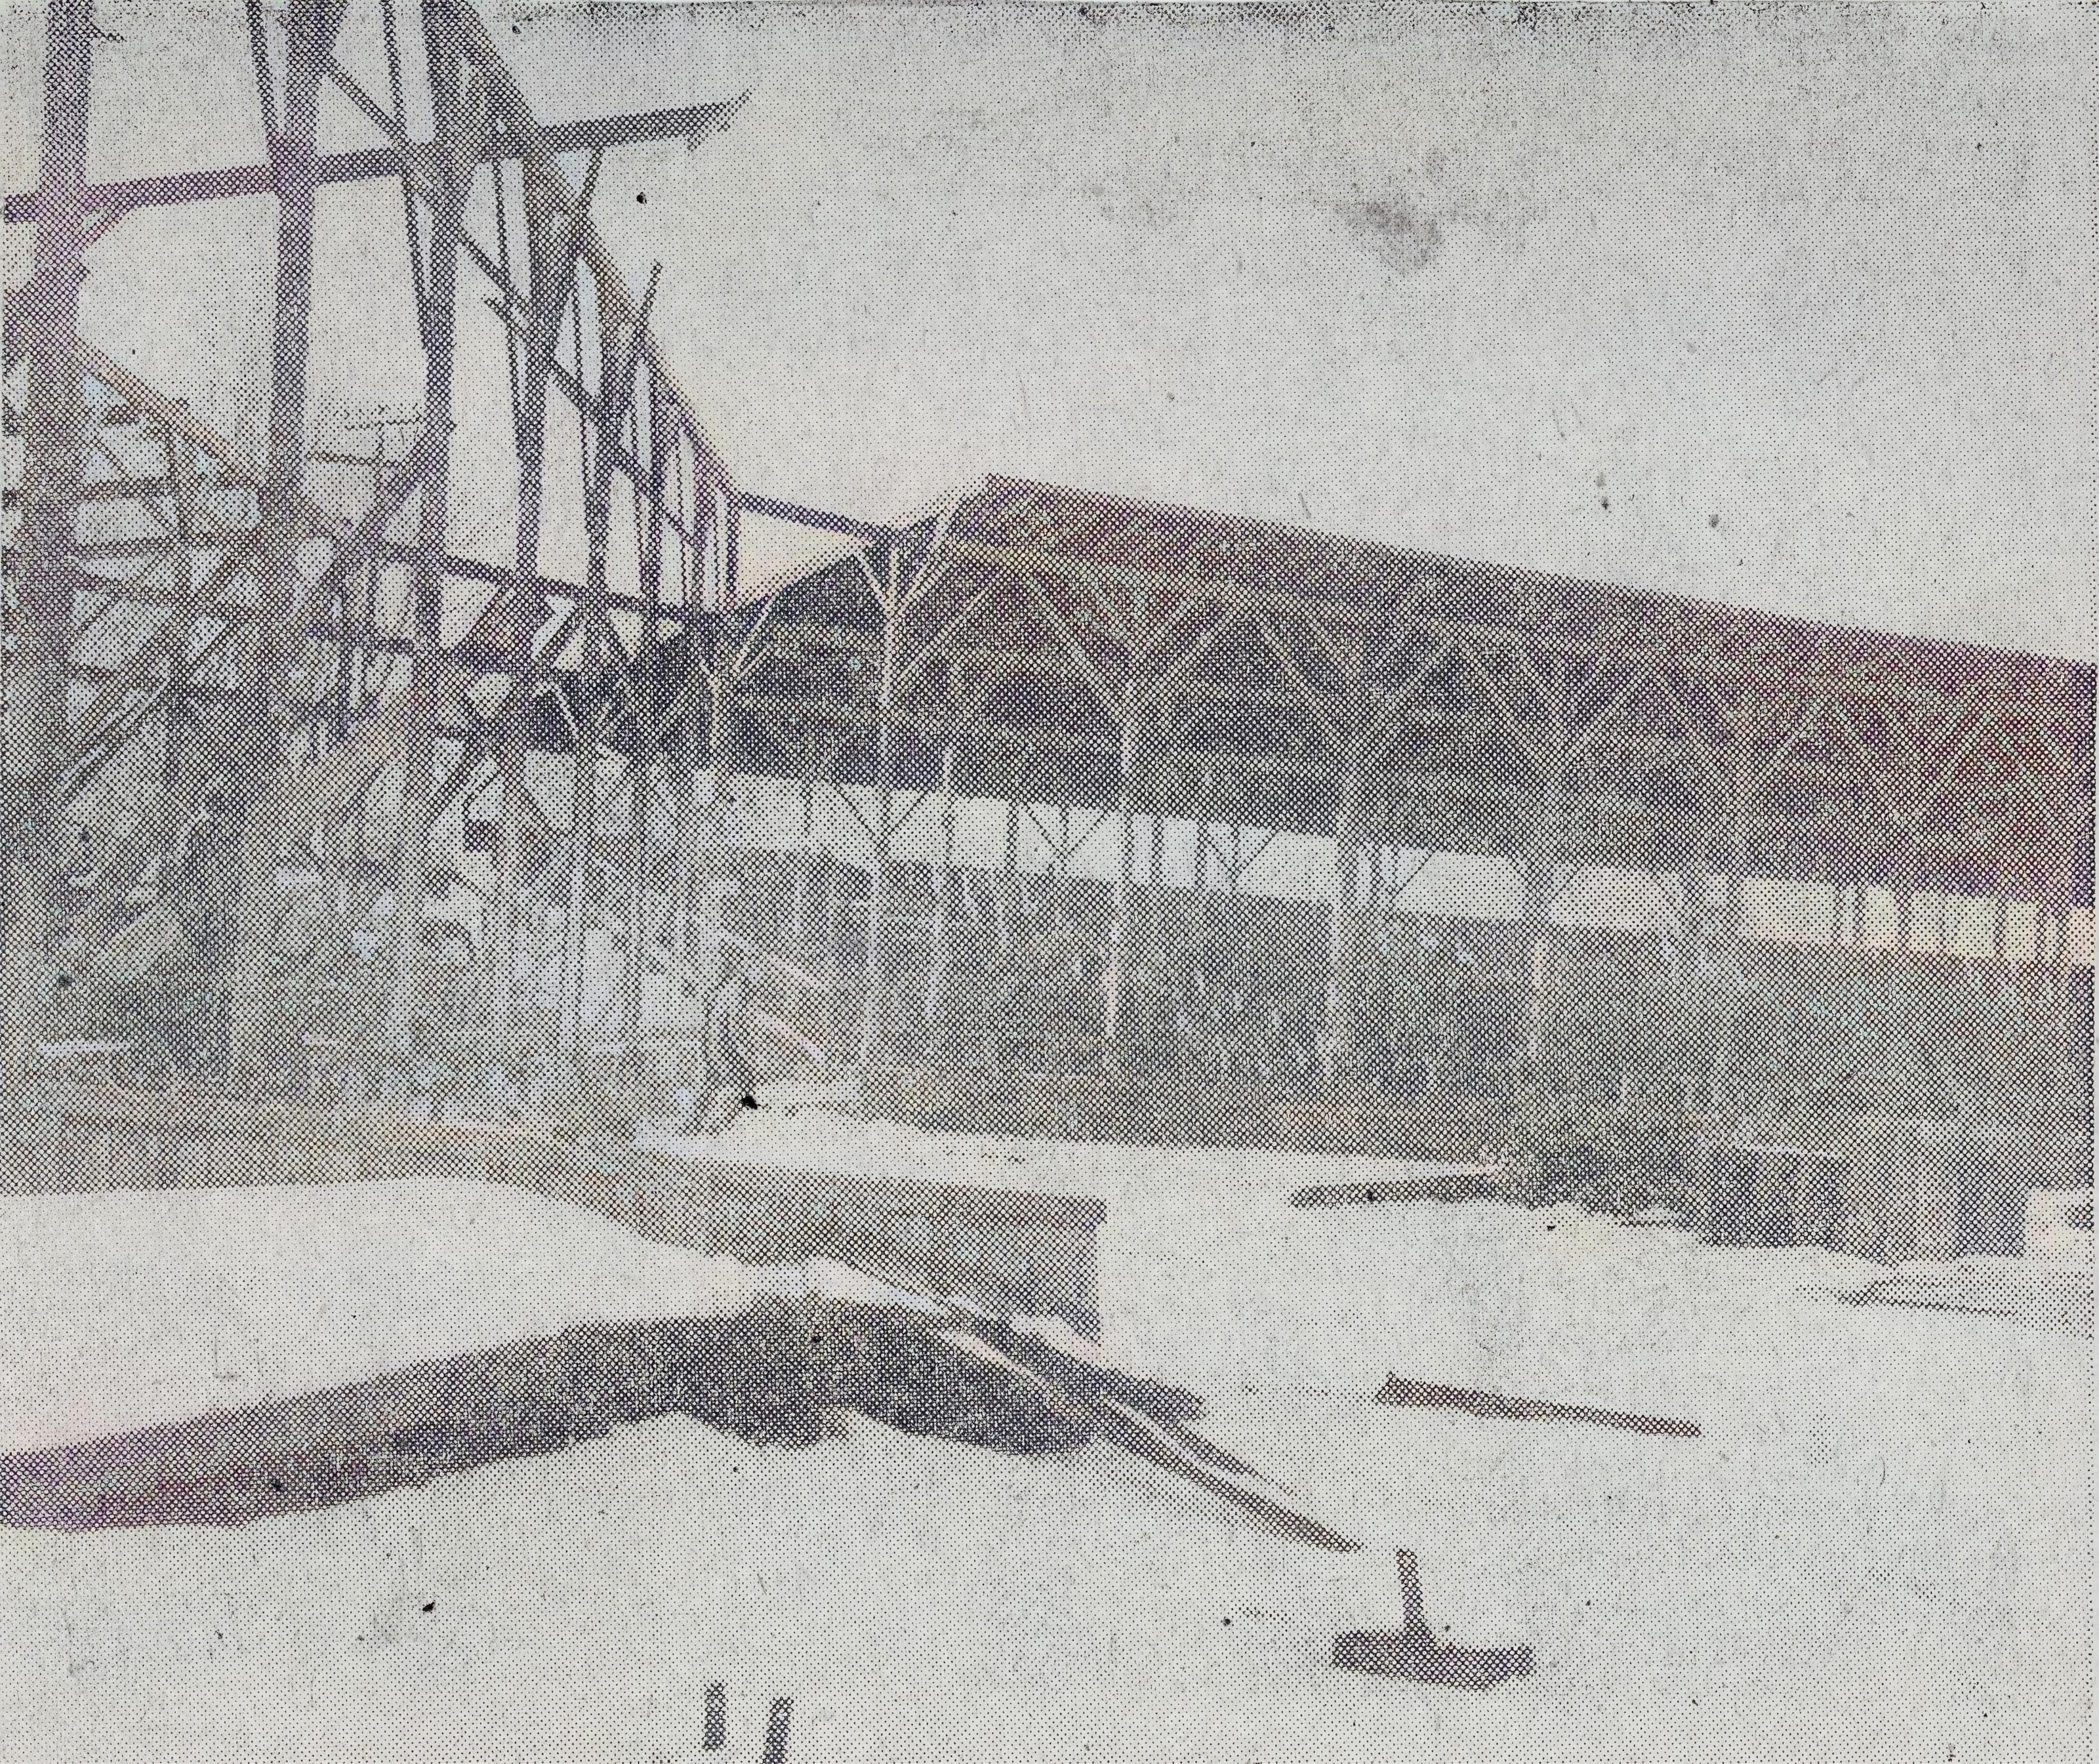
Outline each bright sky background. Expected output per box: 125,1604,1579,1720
5,0,2096,660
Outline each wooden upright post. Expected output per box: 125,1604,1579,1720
926,745,958,1055
790,739,818,949
856,543,899,1072
385,0,468,1063
622,376,667,1057
489,328,550,1047
996,792,1020,966
1324,742,1364,1082
226,0,345,1084
1102,692,1139,1066
4,0,94,1087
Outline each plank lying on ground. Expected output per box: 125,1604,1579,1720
1290,1166,1500,1208
937,1324,1362,1553
0,1293,1186,1531
1376,1374,1702,1439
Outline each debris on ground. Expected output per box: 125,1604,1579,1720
1334,1549,1536,1689
1375,1375,1702,1439
0,1260,1361,1552
1831,1256,2093,1337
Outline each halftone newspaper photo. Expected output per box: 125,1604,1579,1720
2,1,2093,1759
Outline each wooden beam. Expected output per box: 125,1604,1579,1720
0,100,747,222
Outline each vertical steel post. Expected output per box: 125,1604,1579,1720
251,0,336,707
1517,736,1571,1082
560,701,600,1059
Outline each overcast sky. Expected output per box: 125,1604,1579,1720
6,0,2095,658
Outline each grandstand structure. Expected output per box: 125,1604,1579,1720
5,0,2092,1166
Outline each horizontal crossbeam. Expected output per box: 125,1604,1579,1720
1,98,747,222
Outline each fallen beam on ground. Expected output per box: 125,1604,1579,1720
1375,1374,1702,1439
1290,1165,1501,1208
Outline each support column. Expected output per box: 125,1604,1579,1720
251,0,338,723
159,424,202,891
789,740,817,949
618,378,668,1060
697,638,741,993
1101,692,1139,1068
997,791,1021,965
668,659,704,985
1518,857,1557,1074
226,0,343,1084
1322,741,1364,1082
1053,800,1074,923
558,309,634,1063
385,0,469,1061
1710,813,1750,1119
1145,769,1167,939
5,0,94,1087
676,500,735,1003
856,544,900,1073
2046,865,2075,999
621,700,655,1049
1145,772,1175,1073
1515,743,1574,1086
1679,827,1733,1120
1192,768,1217,972
926,745,958,1056
558,719,599,1059
822,844,845,1059
491,157,564,1050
